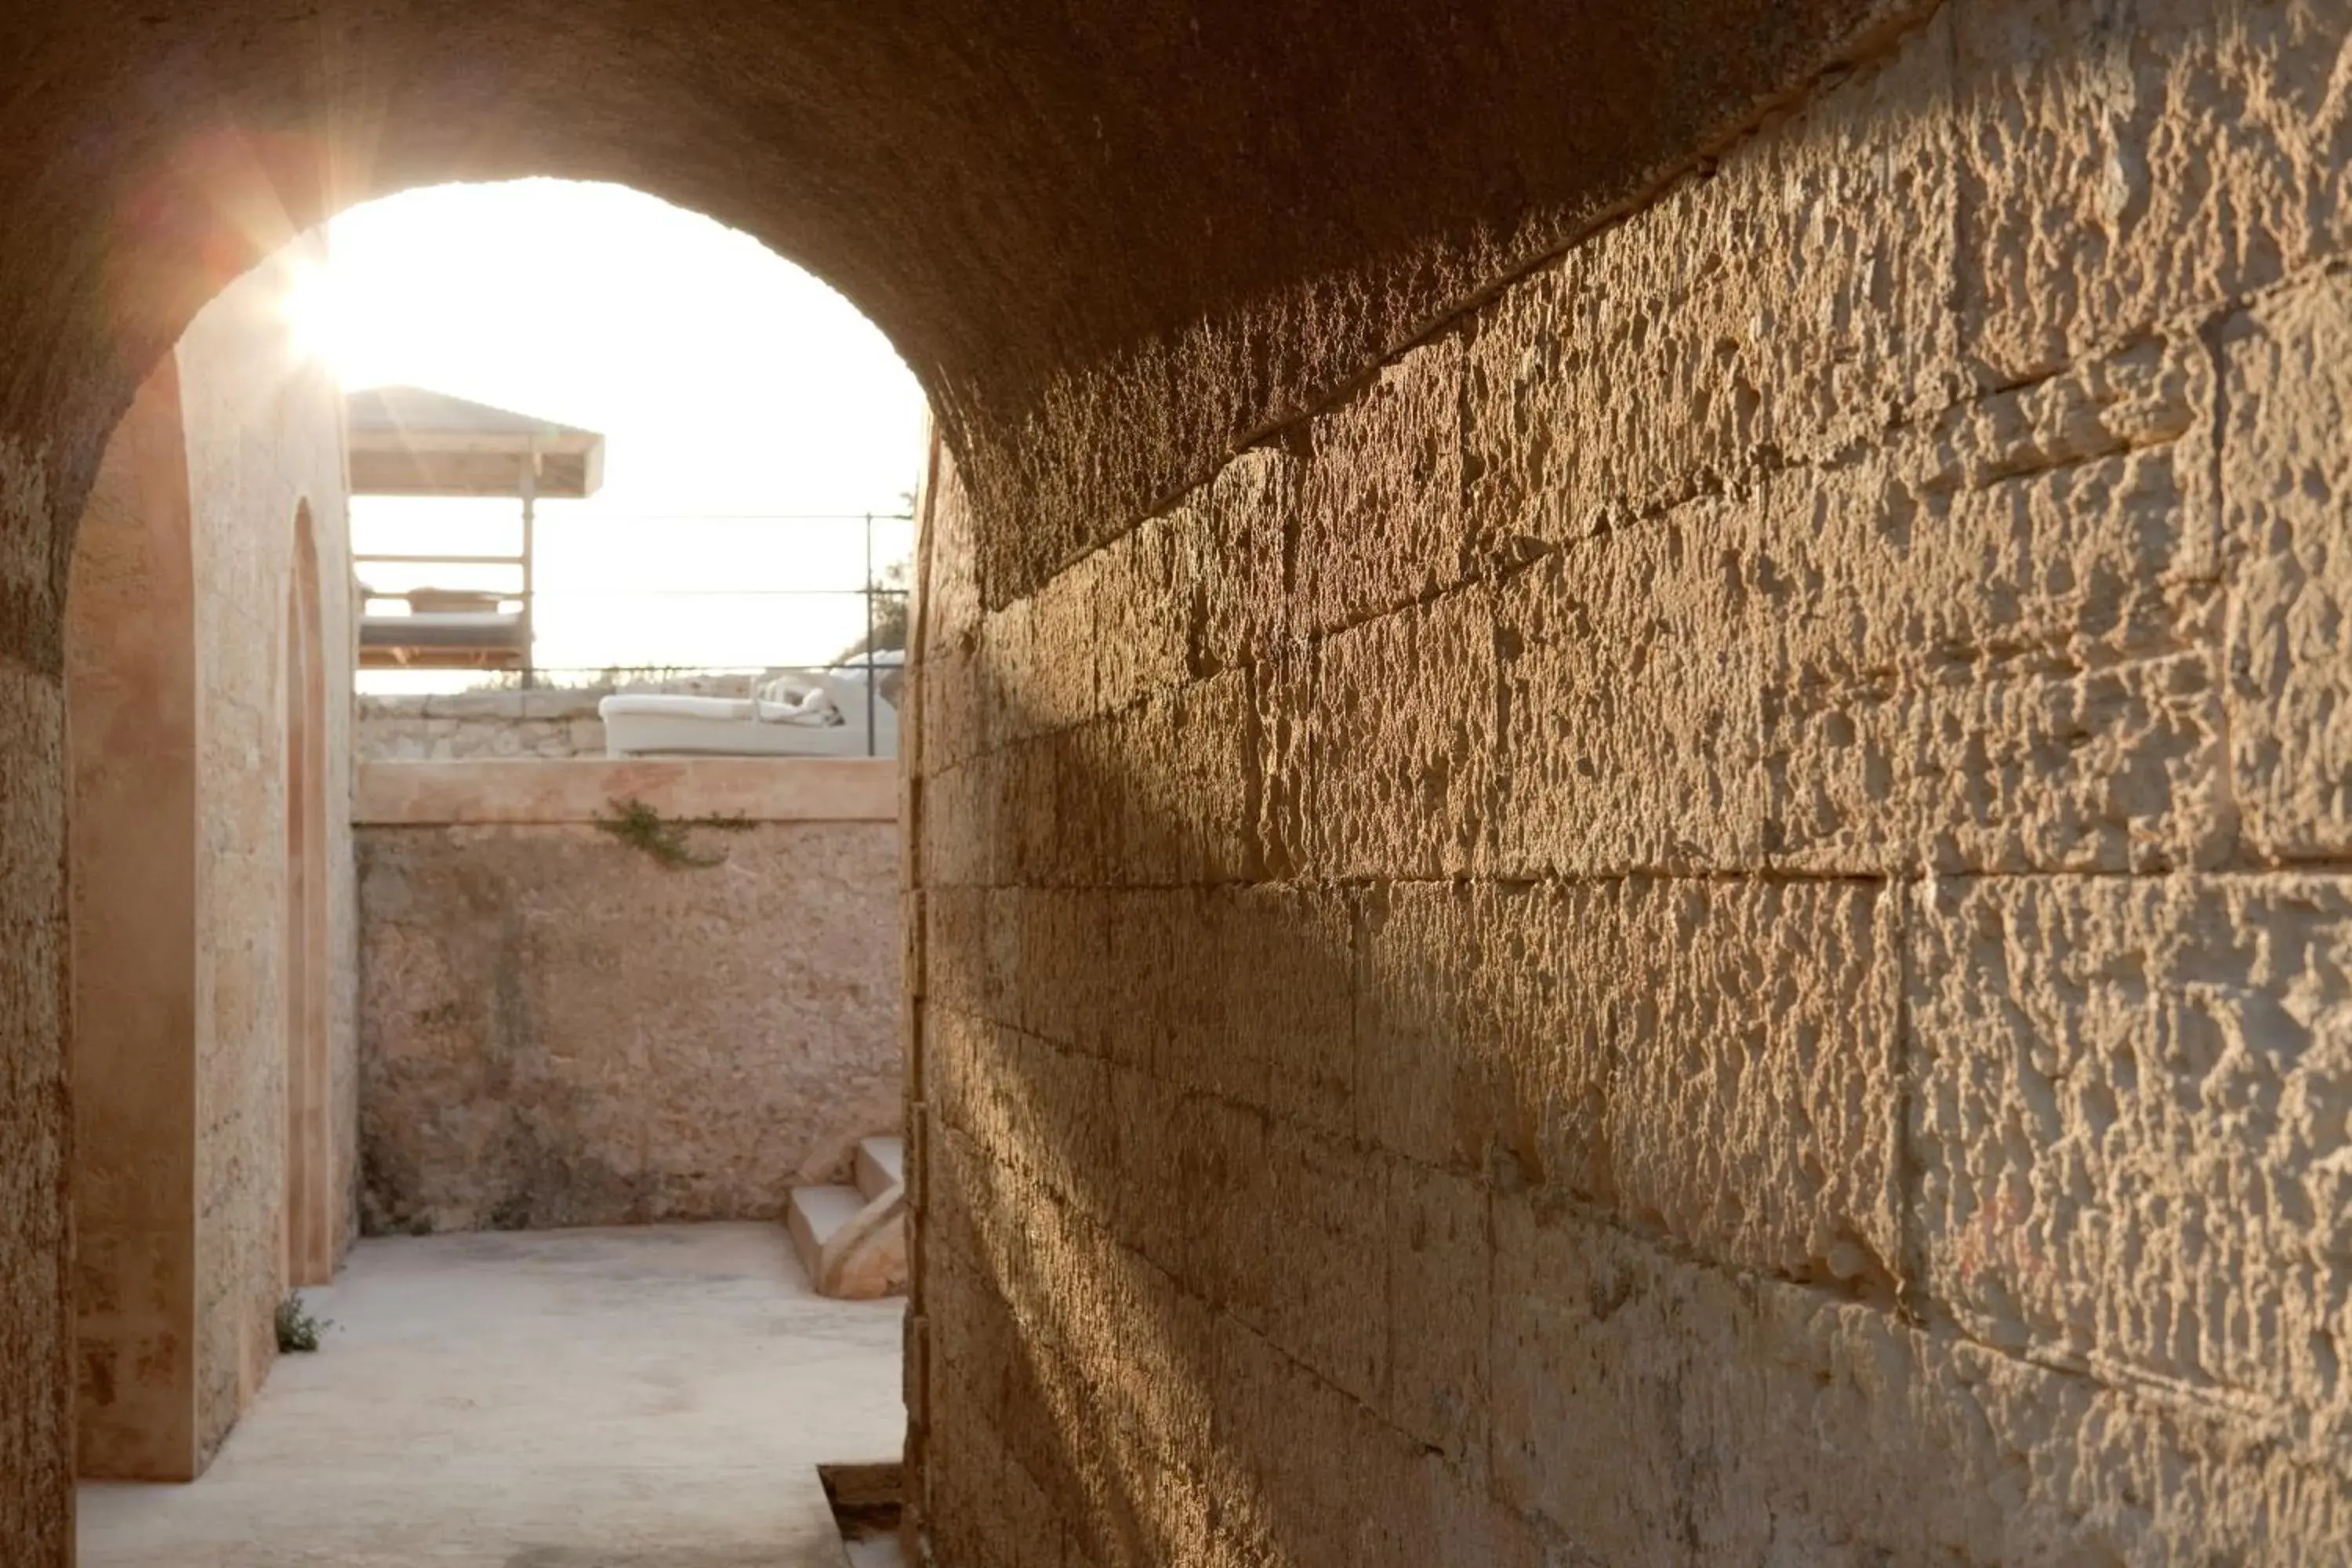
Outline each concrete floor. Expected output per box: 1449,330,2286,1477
78,1224,905,1568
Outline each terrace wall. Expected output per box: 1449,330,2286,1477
355,760,902,1232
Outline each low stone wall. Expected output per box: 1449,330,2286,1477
357,677,793,761
356,759,901,1234
358,691,611,760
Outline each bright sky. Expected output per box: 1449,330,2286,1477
292,180,930,690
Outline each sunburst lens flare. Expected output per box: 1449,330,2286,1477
282,261,350,378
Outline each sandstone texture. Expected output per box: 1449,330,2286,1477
902,2,2352,1562
358,816,902,1233
66,360,201,1481
180,241,358,1463
64,244,356,1481
9,0,2352,1563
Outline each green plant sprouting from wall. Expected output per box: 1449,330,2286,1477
593,796,757,869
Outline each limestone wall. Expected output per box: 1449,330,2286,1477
906,2,2352,1561
177,239,356,1462
358,691,608,761
0,434,72,1560
356,760,902,1232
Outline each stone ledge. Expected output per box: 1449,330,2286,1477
354,758,901,826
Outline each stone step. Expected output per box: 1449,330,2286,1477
787,1185,869,1288
787,1180,909,1300
855,1136,905,1203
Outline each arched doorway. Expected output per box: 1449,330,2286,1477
64,357,201,1484
282,501,332,1288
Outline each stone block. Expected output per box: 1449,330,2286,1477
1305,588,1499,878
1083,1242,1215,1477
1106,672,1256,886
1762,333,2227,873
926,1004,997,1159
1775,643,2227,875
0,663,64,923
1127,887,1353,1132
1954,0,2352,383
923,1123,994,1276
924,888,996,1018
1244,1123,1387,1407
1011,1027,1121,1227
992,887,1112,1053
1092,510,1191,716
1487,330,2226,879
920,1364,1008,1568
986,559,1097,742
932,1014,1116,1227
1037,721,1127,887
1909,873,2352,1443
1494,514,1772,877
1098,893,1180,1075
923,446,985,652
1355,880,1610,1189
2221,272,2352,860
1359,877,1899,1283
920,635,990,775
992,733,1063,887
514,689,601,720
1005,1453,1069,1568
418,691,495,719
1057,1398,1218,1568
920,755,998,887
1603,877,1903,1288
1108,1067,1264,1308
1385,1159,1490,1465
1297,332,1471,634
0,916,64,1142
1194,445,1298,673
1463,13,1962,551
1242,891,1356,1136
1210,1315,1490,1568
0,437,62,672
1494,1198,2352,1563
1245,637,1316,881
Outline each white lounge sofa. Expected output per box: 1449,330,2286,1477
599,655,901,758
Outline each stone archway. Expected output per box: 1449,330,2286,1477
64,356,201,1485
31,6,2326,1567
0,14,1903,1555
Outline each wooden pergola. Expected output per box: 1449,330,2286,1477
348,386,606,675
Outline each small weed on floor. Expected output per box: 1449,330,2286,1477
276,1292,332,1353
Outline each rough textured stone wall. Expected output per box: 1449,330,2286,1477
1,434,74,1559
176,240,356,1462
358,691,608,761
358,804,901,1232
906,2,2352,1561
0,5,1985,1558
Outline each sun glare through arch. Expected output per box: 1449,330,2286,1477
287,178,931,694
